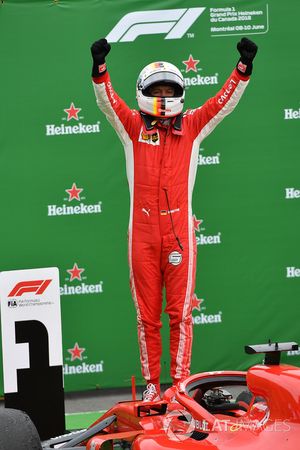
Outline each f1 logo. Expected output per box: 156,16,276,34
8,279,52,297
106,8,206,42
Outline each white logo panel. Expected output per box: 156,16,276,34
0,267,62,393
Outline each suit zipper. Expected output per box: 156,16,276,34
161,126,184,252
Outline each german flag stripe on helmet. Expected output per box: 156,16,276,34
151,62,165,70
152,97,167,116
153,97,159,116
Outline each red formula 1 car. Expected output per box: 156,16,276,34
1,342,300,449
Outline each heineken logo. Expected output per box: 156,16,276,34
183,55,200,73
48,202,102,216
191,293,203,312
192,296,223,326
285,188,300,199
181,54,219,87
66,183,83,201
64,102,82,121
67,263,85,282
197,232,221,246
60,262,103,297
192,311,223,325
286,267,300,278
64,342,104,376
47,183,102,217
45,102,101,136
193,216,222,246
68,342,85,361
198,147,221,166
193,215,202,232
287,349,300,357
284,108,300,120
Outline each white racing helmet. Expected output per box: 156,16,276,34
136,61,185,118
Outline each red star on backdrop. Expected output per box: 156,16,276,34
193,214,203,231
192,294,203,312
68,342,85,361
65,182,83,201
64,102,81,121
67,263,85,281
182,55,200,73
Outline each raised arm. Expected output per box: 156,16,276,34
187,38,258,140
91,38,138,143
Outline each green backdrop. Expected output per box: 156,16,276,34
0,0,299,393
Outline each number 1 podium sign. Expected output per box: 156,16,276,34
0,267,65,440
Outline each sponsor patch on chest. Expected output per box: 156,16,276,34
138,128,160,146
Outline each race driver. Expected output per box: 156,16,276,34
90,37,258,402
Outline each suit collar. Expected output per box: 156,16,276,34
140,112,183,135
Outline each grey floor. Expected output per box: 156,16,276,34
0,384,172,414
64,383,172,413
65,386,142,413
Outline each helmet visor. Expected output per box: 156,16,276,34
141,72,184,97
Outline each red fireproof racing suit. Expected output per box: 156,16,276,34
92,68,249,384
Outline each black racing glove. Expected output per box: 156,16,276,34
90,38,111,77
236,37,258,76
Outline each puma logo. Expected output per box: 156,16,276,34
142,208,150,217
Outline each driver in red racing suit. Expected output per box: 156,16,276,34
90,37,257,402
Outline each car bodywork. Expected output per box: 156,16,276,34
41,342,300,450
